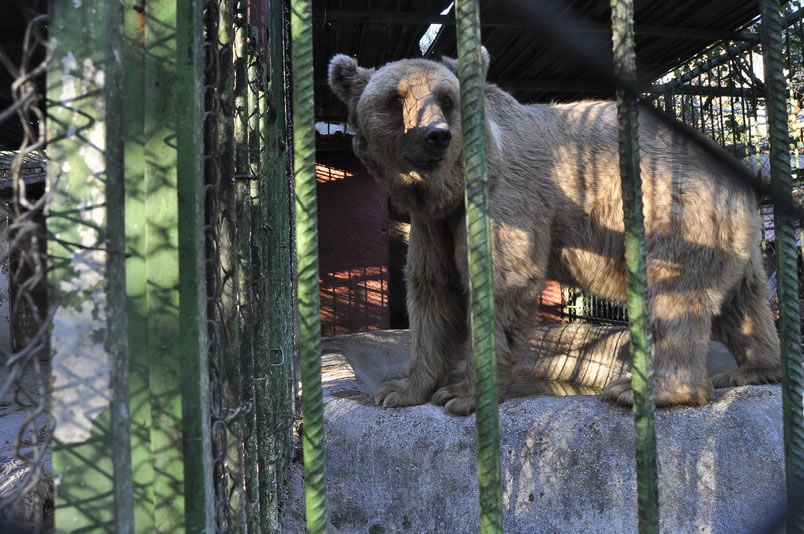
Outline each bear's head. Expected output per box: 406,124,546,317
328,53,490,215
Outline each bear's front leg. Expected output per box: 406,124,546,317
431,288,534,415
375,217,468,408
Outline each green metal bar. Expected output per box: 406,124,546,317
143,0,188,529
268,0,295,517
290,0,328,532
453,2,503,533
256,54,274,532
233,1,262,531
760,1,804,529
252,15,281,528
253,0,296,526
106,1,135,530
610,1,660,533
176,0,216,528
47,0,133,530
123,0,155,530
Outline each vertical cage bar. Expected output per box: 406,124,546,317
453,1,503,532
123,0,155,529
261,0,295,527
290,0,329,532
610,1,660,533
760,0,804,529
251,1,286,525
141,0,202,527
144,0,184,526
176,0,216,528
106,0,135,526
47,0,134,530
247,4,274,528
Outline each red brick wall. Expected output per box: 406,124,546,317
317,152,390,336
535,279,563,324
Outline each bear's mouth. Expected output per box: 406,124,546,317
405,156,444,172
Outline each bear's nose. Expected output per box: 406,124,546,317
424,126,451,150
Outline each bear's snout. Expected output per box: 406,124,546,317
400,122,453,172
424,125,451,151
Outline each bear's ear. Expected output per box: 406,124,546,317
440,46,491,79
328,54,375,105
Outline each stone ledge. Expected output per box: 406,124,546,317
282,327,786,534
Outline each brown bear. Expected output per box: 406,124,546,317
328,51,781,416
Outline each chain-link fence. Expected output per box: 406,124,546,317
0,8,53,532
0,0,297,531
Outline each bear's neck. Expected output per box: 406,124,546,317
387,166,465,222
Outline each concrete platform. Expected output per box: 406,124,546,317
281,326,787,534
0,360,53,531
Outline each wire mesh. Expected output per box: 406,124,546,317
202,0,298,531
0,9,54,533
202,0,238,531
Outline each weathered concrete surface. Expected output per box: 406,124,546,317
281,327,785,534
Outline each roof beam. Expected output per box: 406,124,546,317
499,80,760,97
313,9,760,42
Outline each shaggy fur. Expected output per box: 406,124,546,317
328,52,781,416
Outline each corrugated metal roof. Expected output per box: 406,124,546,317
0,0,772,148
314,0,765,128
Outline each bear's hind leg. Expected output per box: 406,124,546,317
711,261,781,388
603,291,714,407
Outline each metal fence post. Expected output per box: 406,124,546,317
126,0,217,528
610,1,660,533
760,0,804,529
245,3,272,529
261,0,296,527
48,0,134,530
290,0,329,532
122,0,154,528
176,0,216,528
453,1,504,532
141,0,187,527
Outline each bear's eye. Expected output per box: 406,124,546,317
387,94,404,110
439,93,454,114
